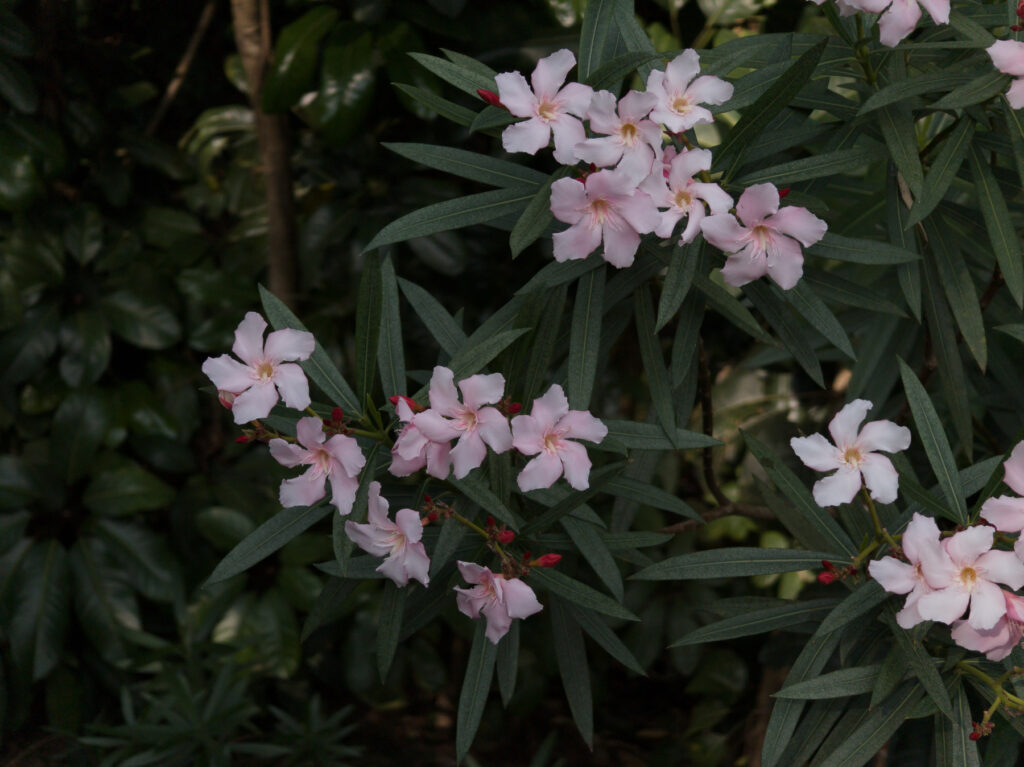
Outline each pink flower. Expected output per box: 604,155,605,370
574,89,663,183
511,384,608,492
842,0,949,46
411,367,512,479
640,147,733,245
980,442,1024,532
550,170,661,268
790,399,911,507
389,396,452,479
951,589,1024,661
701,183,827,290
495,49,594,165
202,312,315,424
454,561,543,644
988,40,1024,110
645,50,733,133
867,513,947,628
344,481,430,587
916,525,1024,630
268,416,366,515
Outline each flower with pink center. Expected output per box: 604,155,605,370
640,147,733,245
867,512,948,628
790,399,911,507
951,589,1024,661
411,367,513,480
201,312,315,424
701,183,827,290
344,481,430,588
454,561,543,644
511,384,608,492
389,395,452,479
574,90,663,183
840,0,949,47
550,169,661,268
645,50,734,133
988,40,1024,110
495,49,594,166
268,416,366,515
979,442,1024,533
915,525,1024,630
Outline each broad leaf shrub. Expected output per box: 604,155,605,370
195,0,1024,761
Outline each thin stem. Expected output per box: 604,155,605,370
862,485,899,550
699,338,729,508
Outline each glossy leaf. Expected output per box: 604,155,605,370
83,463,174,516
807,232,920,265
261,7,339,112
530,567,638,622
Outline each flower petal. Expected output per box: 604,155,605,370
811,465,862,507
616,190,661,234
458,372,505,410
425,441,452,479
601,219,641,268
860,454,900,504
719,246,767,288
790,433,842,472
764,233,805,291
559,410,607,443
553,220,602,262
828,399,872,449
502,118,551,156
663,50,700,91
685,75,734,106
367,481,390,527
550,177,588,225
951,618,1013,658
494,71,537,117
279,467,326,508
574,136,624,168
856,420,911,454
877,0,922,47
917,588,970,624
413,409,461,443
551,115,587,165
296,416,326,449
329,472,359,515
700,214,749,254
325,434,366,477
511,414,546,455
528,384,570,430
272,363,311,410
1002,441,1024,496
230,380,278,424
981,495,1024,533
969,579,1008,630
517,452,564,492
263,328,315,363
977,549,1024,590
867,557,917,594
766,206,827,247
988,40,1024,77
1006,77,1024,110
556,82,596,118
480,600,514,644
457,560,490,586
531,49,575,100
427,366,460,414
736,183,780,227
558,440,593,490
476,407,513,453
500,577,544,619
901,512,942,565
395,508,424,545
944,524,993,567
345,520,391,557
451,430,487,479
202,355,254,393
231,312,267,366
269,438,307,468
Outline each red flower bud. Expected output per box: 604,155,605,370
235,434,252,444
389,394,423,413
423,494,432,504
331,407,344,423
507,402,522,415
817,571,836,584
532,553,562,568
477,89,505,108
1012,24,1023,30
497,530,515,545
426,511,439,523
778,187,791,199
486,515,496,528
969,732,981,741
821,560,835,571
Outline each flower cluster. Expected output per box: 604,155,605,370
988,39,1024,110
808,0,950,46
495,48,826,289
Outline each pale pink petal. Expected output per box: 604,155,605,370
877,0,922,47
457,560,490,586
425,441,452,479
945,525,994,567
663,50,701,91
269,438,307,468
828,399,872,449
389,449,426,477
736,184,780,227
917,588,970,624
896,589,928,629
345,520,391,557
402,541,431,587
451,430,487,479
601,220,641,268
917,0,949,24
685,75,734,106
295,416,326,449
868,557,918,594
981,496,1024,533
951,618,1013,658
366,481,390,527
458,372,505,410
476,408,513,453
812,465,862,507
977,549,1024,590
574,136,624,168
550,177,588,224
764,233,805,290
1004,442,1024,496
329,472,359,515
585,167,636,198
394,423,429,461
701,214,749,253
670,148,712,188
584,90,619,134
902,512,942,564
272,363,311,410
455,586,487,619
511,414,547,455
720,247,768,287
559,410,607,443
377,551,413,586
529,384,570,430
263,328,314,364
531,49,575,100
551,116,587,165
655,208,686,240
790,433,842,472
1006,592,1024,622
860,454,900,504
614,144,655,183
413,409,461,442
617,89,658,122
678,203,705,244
202,355,254,392
324,434,366,477
428,367,460,414
558,440,593,490
968,579,1008,630
844,0,892,12
279,467,326,508
856,420,911,454
395,508,424,545
692,182,733,214
501,577,544,618
1006,78,1024,110
481,600,514,644
502,118,551,156
556,82,596,118
616,190,661,234
517,452,564,492
494,71,537,117
230,380,279,424
987,40,1024,78
553,220,602,262
766,206,828,247
231,312,267,366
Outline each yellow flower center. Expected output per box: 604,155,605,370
589,198,610,224
673,189,693,209
255,361,275,380
537,101,557,120
671,95,691,114
842,447,863,466
959,567,978,588
619,122,638,144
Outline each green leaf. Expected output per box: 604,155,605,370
455,620,498,763
878,103,923,199
377,583,407,682
898,358,968,523
70,538,140,665
693,274,776,345
670,598,840,647
932,70,1009,110
602,420,719,450
59,311,111,386
744,281,823,387
354,252,383,406
715,39,828,178
906,118,975,228
550,597,593,747
83,464,174,516
51,390,107,484
94,520,180,603
496,620,519,705
397,277,467,357
1002,100,1024,190
859,70,977,114
887,613,953,721
744,432,856,557
450,474,521,531
578,0,628,80
259,284,362,416
301,577,357,641
561,516,622,602
605,476,701,521
785,281,854,359
510,169,571,258
311,29,376,145
812,580,888,639
773,665,880,700
393,83,475,126
935,683,980,767
634,284,680,447
366,187,536,251
377,254,406,397
517,284,568,405
0,57,38,113
101,291,181,350
195,507,256,551
383,143,546,188
408,52,495,97
261,7,339,112
520,463,623,535
529,567,638,622
445,328,530,384
968,143,1024,307
655,240,700,332
816,683,924,767
206,504,333,585
568,266,605,410
584,51,663,90
734,145,886,187
9,540,69,680
927,218,986,372
807,232,920,265
631,547,841,581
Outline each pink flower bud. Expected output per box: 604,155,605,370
218,390,237,409
532,553,562,568
818,571,836,584
497,530,515,545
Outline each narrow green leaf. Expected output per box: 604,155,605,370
445,328,530,384
51,390,107,484
378,254,406,397
510,168,571,258
631,547,842,581
932,70,1009,110
745,281,824,387
396,277,467,357
887,166,922,321
887,613,953,721
455,620,498,763
816,682,924,767
449,475,522,531
376,583,407,682
83,464,174,516
968,143,1024,307
812,581,887,639
1002,100,1024,189
935,682,980,767
259,285,361,416
802,270,905,318
392,83,475,126
569,603,645,675
734,145,886,188
906,118,975,227
470,105,516,133
693,274,776,345
529,567,638,622
9,540,70,680
926,222,984,373
550,597,593,747
301,577,357,641
898,358,968,523
354,252,383,406
878,103,923,198
496,621,519,706
520,463,623,535
655,240,700,332
382,143,546,188
635,284,680,446
568,266,605,410
408,52,495,97
519,284,567,404
578,0,627,80
773,665,880,700
605,476,701,521
561,516,623,602
602,419,719,450
859,70,977,114
786,281,854,359
670,598,840,647
206,504,332,585
807,232,920,265
584,51,664,90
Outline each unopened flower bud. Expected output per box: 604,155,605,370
818,571,837,584
218,390,237,409
821,560,835,571
1012,24,1023,30
389,394,424,413
331,407,344,422
235,434,252,444
497,530,515,545
486,515,496,528
778,187,791,199
477,88,505,108
531,553,562,568
507,402,522,415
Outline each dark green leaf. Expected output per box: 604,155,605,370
496,620,519,706
878,104,923,199
578,0,628,80
744,281,823,387
605,476,701,521
377,583,407,681
693,274,776,345
932,70,1009,110
734,145,886,187
408,53,495,97
444,328,530,384
9,540,69,680
0,11,35,57
195,507,256,551
568,266,605,410
635,284,680,447
378,254,406,397
631,547,841,581
786,281,854,359
888,613,953,721
59,311,111,387
602,419,719,450
354,252,383,405
312,29,376,145
807,232,920,264
859,70,977,114
101,291,181,350
584,51,663,90
94,520,180,603
530,567,638,621
561,516,622,602
816,683,923,767
773,665,880,699
383,143,546,188
83,464,174,516
455,620,498,763
550,597,593,747
906,118,975,228
935,683,980,767
261,7,339,112
510,169,571,258
397,276,467,357
449,475,522,531
968,143,1024,307
670,598,840,647
0,58,38,113
51,390,107,484
392,83,475,126
812,581,888,639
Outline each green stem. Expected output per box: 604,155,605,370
862,486,899,550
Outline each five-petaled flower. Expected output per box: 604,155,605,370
701,183,827,290
495,49,594,166
979,442,1024,532
640,147,733,245
412,367,513,479
268,416,366,515
951,589,1024,660
511,384,608,492
389,395,452,479
790,399,911,507
868,512,947,628
988,40,1024,110
202,312,315,424
839,0,950,47
574,89,663,183
454,561,543,644
345,481,430,588
645,49,734,133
